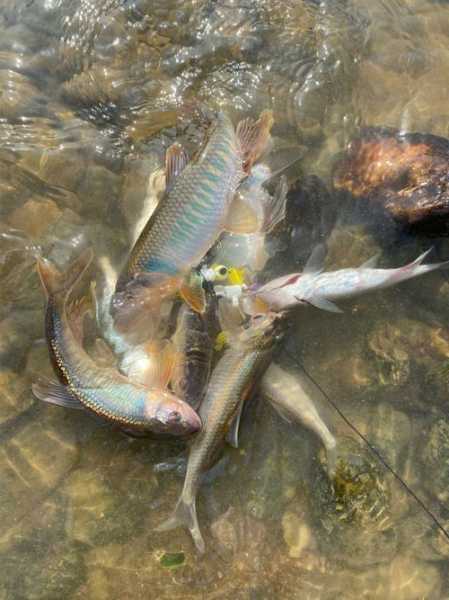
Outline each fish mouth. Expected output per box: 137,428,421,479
153,402,202,436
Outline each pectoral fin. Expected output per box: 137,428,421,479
225,195,261,234
112,272,180,340
303,296,343,313
226,400,244,448
32,378,84,410
261,175,288,232
179,272,206,313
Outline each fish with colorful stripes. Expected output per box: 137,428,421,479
32,249,202,437
112,110,273,333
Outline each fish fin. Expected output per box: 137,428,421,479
156,497,205,554
270,403,293,424
32,378,84,410
408,247,433,267
68,295,93,345
261,175,288,232
236,109,274,173
140,339,178,388
217,298,245,337
261,146,306,181
240,294,271,316
360,254,380,269
224,195,261,234
226,401,244,448
36,248,94,299
92,338,117,368
165,143,189,189
112,272,179,339
303,296,343,313
303,244,327,274
179,272,206,313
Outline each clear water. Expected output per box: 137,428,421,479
1,1,449,598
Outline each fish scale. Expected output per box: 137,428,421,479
34,251,202,436
118,113,244,285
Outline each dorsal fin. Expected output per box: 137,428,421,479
303,244,327,274
360,254,380,269
165,143,189,189
236,110,274,173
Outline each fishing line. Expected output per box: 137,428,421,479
283,348,449,543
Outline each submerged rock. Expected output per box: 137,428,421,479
334,128,449,234
310,436,399,568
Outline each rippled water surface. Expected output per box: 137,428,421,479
2,1,449,598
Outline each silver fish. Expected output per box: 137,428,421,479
156,311,285,553
261,363,337,477
247,247,449,313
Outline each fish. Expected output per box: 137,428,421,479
210,163,289,273
112,110,274,330
156,311,286,553
32,249,202,437
170,299,216,410
261,362,337,477
245,246,449,313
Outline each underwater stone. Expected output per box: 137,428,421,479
0,410,78,546
39,147,88,193
281,511,314,559
0,370,33,425
422,418,449,504
8,197,62,239
310,436,399,568
76,164,121,222
334,128,449,234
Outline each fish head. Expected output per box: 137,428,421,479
240,310,286,349
144,390,202,436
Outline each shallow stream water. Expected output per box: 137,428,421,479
1,1,449,598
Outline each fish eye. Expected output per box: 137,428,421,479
218,266,228,276
170,410,181,423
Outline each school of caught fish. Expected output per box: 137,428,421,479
33,110,449,553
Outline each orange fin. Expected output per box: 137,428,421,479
111,272,180,342
139,340,178,388
121,340,178,388
179,273,206,313
36,248,94,299
92,338,117,368
261,175,288,232
67,296,93,345
165,143,189,189
236,110,274,173
225,195,261,234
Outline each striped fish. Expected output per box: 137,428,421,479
156,311,285,553
32,249,202,437
112,110,273,331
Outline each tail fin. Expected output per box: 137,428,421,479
155,496,205,554
36,248,94,299
393,248,449,283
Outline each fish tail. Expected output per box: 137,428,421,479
36,248,94,300
179,272,206,313
392,248,449,282
156,496,205,554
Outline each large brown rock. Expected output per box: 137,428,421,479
334,128,449,233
